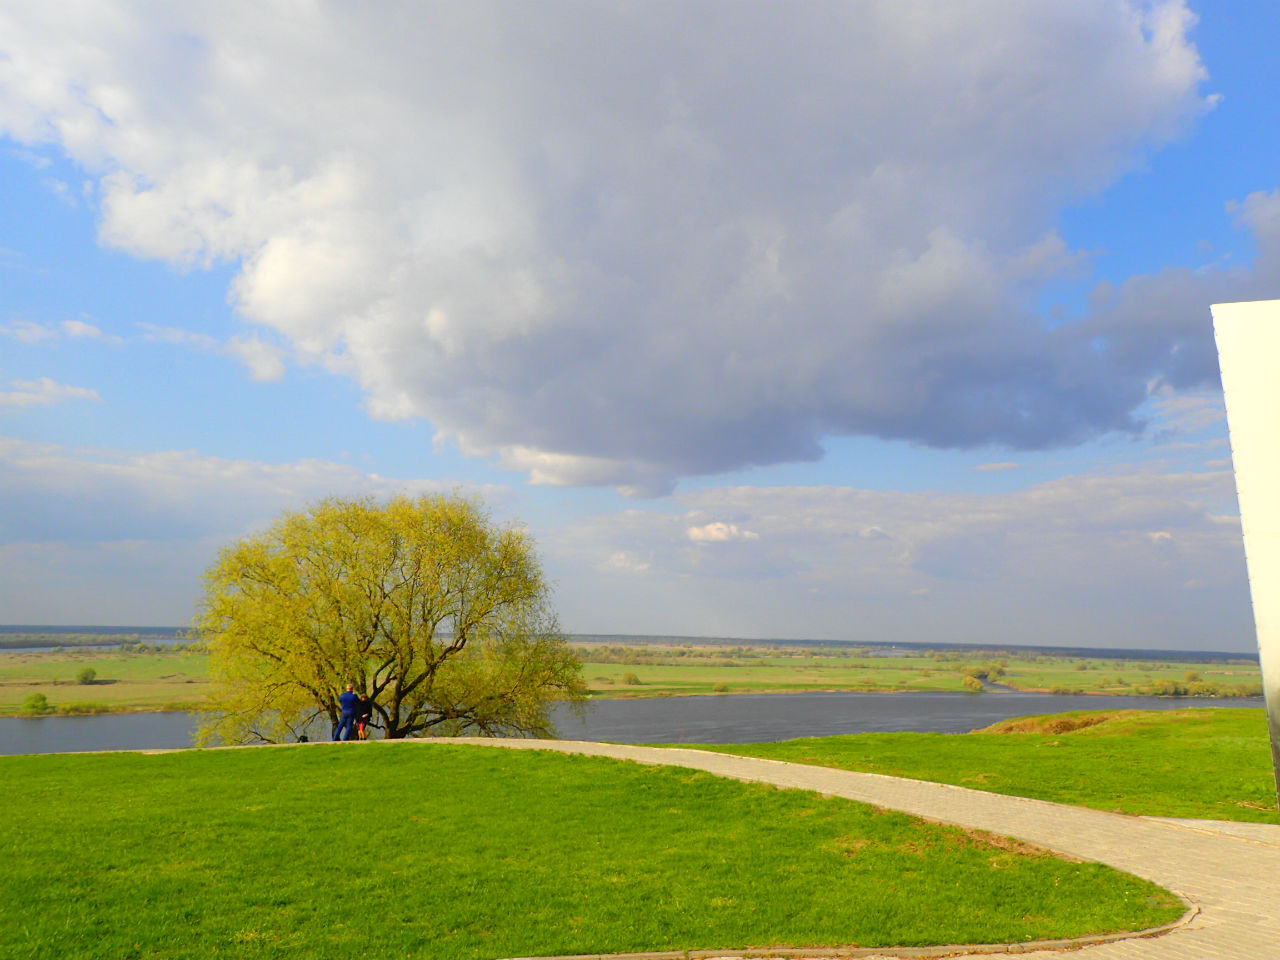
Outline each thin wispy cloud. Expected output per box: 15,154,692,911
0,436,507,546
40,176,76,206
0,320,59,344
0,377,100,408
1147,386,1226,435
138,322,285,382
688,522,759,544
0,435,505,622
545,469,1250,647
1,317,122,344
0,429,1249,646
5,146,51,170
61,318,119,342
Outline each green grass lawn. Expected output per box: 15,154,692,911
3,744,1183,960
697,708,1280,823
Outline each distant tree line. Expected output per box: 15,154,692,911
0,632,191,651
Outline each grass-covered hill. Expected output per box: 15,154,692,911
3,742,1183,959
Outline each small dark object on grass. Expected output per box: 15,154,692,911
298,735,309,743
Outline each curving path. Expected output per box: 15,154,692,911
424,737,1280,959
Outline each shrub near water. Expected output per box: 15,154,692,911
19,692,52,715
2,745,1182,959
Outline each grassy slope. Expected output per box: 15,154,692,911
2,744,1182,960
699,708,1280,823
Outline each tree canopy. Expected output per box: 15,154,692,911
196,494,585,744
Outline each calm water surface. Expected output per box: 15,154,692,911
552,691,1263,743
0,691,1263,756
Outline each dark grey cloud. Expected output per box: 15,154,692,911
1075,190,1280,393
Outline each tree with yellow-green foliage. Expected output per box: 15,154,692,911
195,494,585,744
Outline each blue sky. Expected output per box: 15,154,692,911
0,1,1275,650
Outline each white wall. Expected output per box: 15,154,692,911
1213,299,1280,801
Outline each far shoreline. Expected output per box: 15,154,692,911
0,625,1260,662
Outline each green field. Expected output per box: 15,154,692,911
1,640,1260,716
698,708,1280,823
0,647,209,715
2,743,1184,959
580,642,1262,698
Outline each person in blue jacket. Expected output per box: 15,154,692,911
334,683,360,741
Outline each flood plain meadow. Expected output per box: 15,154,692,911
0,635,1262,717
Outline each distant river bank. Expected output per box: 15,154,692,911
0,690,1264,756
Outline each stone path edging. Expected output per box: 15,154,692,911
401,737,1280,960
496,905,1200,960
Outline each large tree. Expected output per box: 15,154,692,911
195,494,585,744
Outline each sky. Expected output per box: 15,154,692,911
1,0,1277,651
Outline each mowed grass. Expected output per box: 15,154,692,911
699,708,1280,823
3,745,1183,960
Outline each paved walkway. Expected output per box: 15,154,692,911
430,738,1280,959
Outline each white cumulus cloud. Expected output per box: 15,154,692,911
0,1,1241,489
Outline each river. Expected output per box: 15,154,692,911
0,690,1264,756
